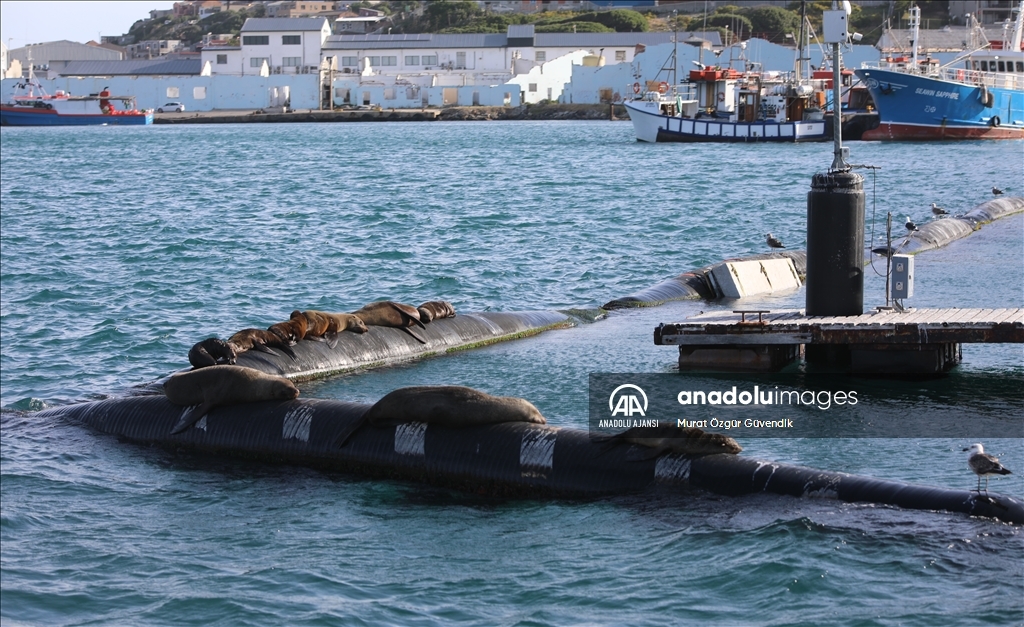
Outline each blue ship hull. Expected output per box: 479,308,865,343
0,107,153,126
854,67,1023,140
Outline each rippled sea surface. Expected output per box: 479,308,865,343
2,121,1022,626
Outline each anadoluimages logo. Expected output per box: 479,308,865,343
609,384,648,417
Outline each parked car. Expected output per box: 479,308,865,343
157,102,185,113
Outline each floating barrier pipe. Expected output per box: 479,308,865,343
603,198,1022,310
37,396,1023,524
603,251,807,310
230,311,571,381
874,197,1024,256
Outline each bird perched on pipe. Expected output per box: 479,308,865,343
766,233,785,249
930,202,948,216
992,186,1004,195
963,443,1012,493
905,216,919,232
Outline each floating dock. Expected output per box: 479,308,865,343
655,308,1024,373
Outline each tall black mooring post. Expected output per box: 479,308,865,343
806,6,865,365
806,171,864,316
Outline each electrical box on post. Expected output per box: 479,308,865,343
891,254,914,299
823,10,849,43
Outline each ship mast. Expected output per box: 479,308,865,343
1010,0,1024,52
909,4,920,72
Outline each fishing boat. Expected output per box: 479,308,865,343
623,67,830,143
854,2,1023,140
623,2,840,143
1,75,152,126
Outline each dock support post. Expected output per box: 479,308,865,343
806,171,865,317
805,171,865,367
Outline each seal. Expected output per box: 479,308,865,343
267,315,307,345
334,385,546,447
293,310,370,348
322,311,370,334
292,309,329,339
593,424,741,460
417,300,456,323
227,328,297,358
351,301,427,344
164,365,299,435
187,337,237,369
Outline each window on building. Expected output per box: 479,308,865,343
405,55,420,65
216,54,227,64
529,83,537,92
250,57,268,68
1017,61,1023,72
536,51,546,62
615,50,626,61
369,56,380,66
193,86,206,99
166,87,179,98
342,56,358,67
456,51,466,68
385,88,396,100
282,57,301,67
282,35,301,45
242,35,269,45
380,56,397,66
422,55,437,66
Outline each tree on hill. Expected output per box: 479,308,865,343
424,0,482,31
745,6,801,42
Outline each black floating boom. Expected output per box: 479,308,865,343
231,311,571,381
602,251,807,310
38,396,1023,524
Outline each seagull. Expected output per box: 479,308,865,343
963,443,1012,493
992,186,1004,195
930,202,948,216
766,233,785,249
905,216,919,232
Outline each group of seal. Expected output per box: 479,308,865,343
187,300,457,368
163,365,299,435
334,384,546,447
593,424,742,460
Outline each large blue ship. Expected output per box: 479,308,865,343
855,3,1023,140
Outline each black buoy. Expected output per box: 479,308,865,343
805,171,865,316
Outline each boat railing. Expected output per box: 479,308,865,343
936,66,1024,90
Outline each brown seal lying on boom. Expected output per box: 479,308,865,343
188,337,237,369
267,314,307,346
164,365,299,435
227,328,297,358
592,424,742,460
351,301,427,344
334,385,546,447
416,301,456,323
301,310,369,347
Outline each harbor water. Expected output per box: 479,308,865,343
1,121,1022,626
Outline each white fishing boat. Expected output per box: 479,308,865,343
623,66,830,143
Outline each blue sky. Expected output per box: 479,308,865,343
1,1,176,49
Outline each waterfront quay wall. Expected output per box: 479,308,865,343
151,103,626,124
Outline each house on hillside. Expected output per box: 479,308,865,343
265,1,337,18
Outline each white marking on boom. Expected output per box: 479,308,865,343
520,429,557,478
654,454,691,482
394,422,427,456
282,405,313,442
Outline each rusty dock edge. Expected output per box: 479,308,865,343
655,308,1024,373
